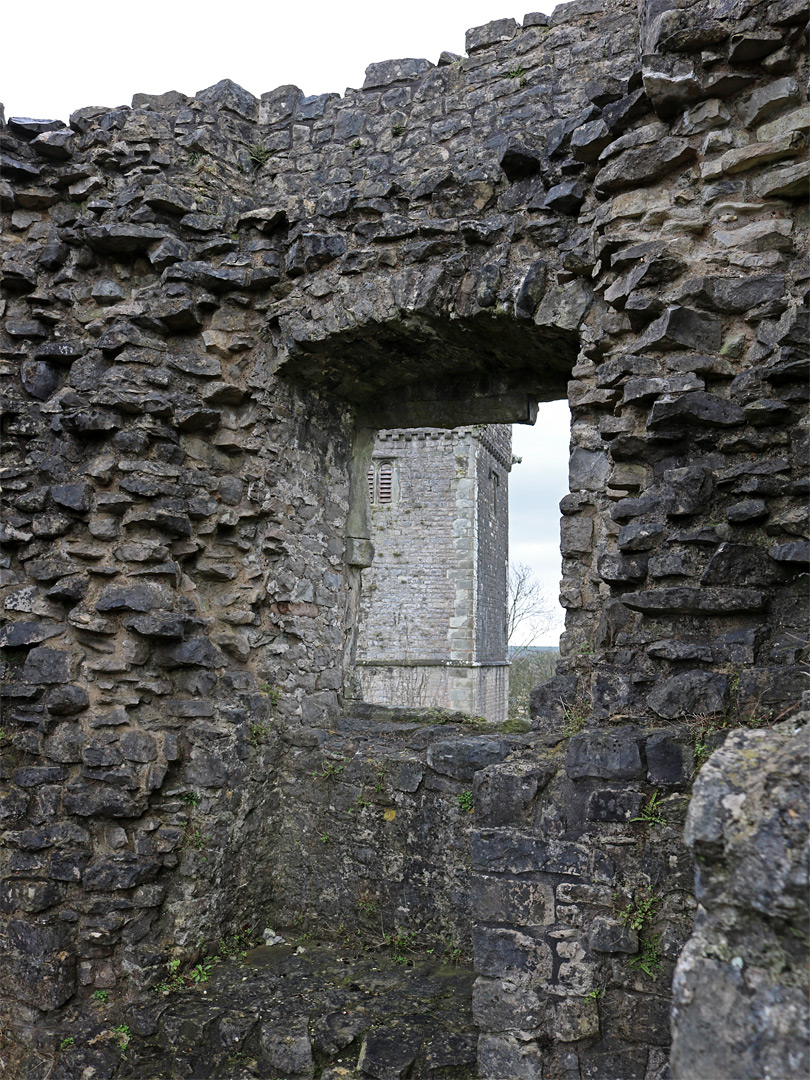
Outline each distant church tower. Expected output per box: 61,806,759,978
355,424,511,723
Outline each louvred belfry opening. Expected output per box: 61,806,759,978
378,463,393,504
368,461,395,504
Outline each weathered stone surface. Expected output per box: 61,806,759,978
21,646,71,683
0,621,64,648
648,671,729,720
701,543,786,587
589,915,638,953
587,789,644,823
594,138,697,193
466,19,518,52
427,737,512,781
567,727,643,780
648,391,745,429
95,583,171,612
622,587,766,615
672,718,810,1080
639,307,722,353
82,223,167,253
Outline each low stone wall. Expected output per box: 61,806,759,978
357,662,509,723
268,708,528,954
472,718,697,1080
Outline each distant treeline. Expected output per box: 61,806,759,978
507,647,559,723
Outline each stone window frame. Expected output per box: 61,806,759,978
368,459,397,505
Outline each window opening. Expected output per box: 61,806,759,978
378,463,393,503
368,460,396,505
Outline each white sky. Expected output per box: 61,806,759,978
3,0,565,646
2,1,555,121
511,404,569,646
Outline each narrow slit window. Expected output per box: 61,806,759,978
491,470,500,515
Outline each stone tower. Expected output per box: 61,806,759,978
355,424,512,723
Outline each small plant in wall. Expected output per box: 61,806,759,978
629,935,664,977
502,65,528,86
259,681,280,708
358,891,379,919
561,694,590,737
617,887,664,979
313,758,345,782
182,826,209,858
153,950,223,995
617,889,660,933
248,143,272,169
442,938,463,965
630,791,667,828
249,722,270,747
374,763,387,793
188,958,218,983
113,1024,131,1052
456,789,474,813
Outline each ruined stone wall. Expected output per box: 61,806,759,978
267,709,530,955
0,0,808,1075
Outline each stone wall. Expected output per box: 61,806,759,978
267,708,526,954
0,0,808,1075
671,714,809,1080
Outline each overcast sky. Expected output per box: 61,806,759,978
3,0,566,645
3,1,556,120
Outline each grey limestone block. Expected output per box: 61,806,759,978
566,727,644,781
672,718,810,1080
465,18,519,53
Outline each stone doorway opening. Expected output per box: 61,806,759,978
507,399,571,724
287,308,582,724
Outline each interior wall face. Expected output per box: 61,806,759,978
0,0,808,1075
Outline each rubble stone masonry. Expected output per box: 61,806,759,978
0,0,807,1076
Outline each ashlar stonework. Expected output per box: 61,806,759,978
0,0,808,1077
356,424,512,723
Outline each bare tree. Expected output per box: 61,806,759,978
508,562,558,660
507,563,561,723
